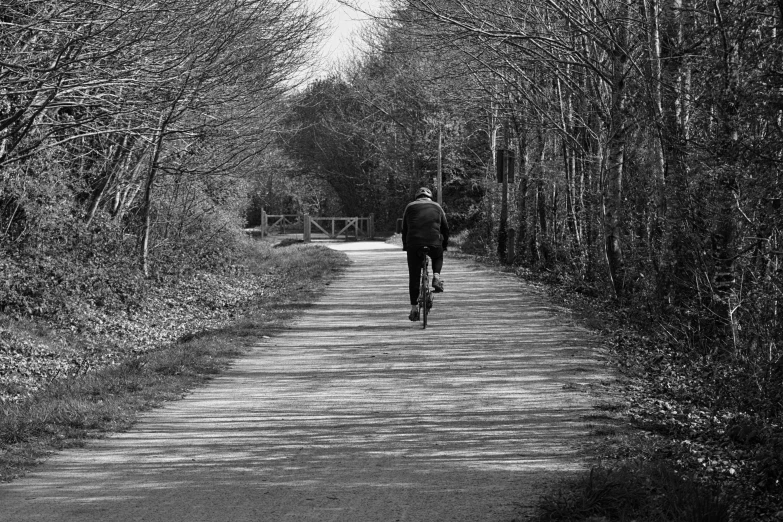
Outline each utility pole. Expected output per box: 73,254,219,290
437,125,443,205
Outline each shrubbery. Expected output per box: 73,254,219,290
0,209,279,405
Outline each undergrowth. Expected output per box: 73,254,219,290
538,463,732,522
527,275,783,521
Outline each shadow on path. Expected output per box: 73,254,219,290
0,243,612,522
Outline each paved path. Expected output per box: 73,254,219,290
1,242,610,521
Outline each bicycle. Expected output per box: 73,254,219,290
417,246,434,328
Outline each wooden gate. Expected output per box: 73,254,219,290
303,215,374,242
258,212,301,237
257,212,375,242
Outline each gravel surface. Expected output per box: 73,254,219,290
0,242,611,521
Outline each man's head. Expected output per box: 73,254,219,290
415,187,433,200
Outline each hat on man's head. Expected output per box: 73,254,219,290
415,187,432,199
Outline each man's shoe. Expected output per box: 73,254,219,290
409,309,419,321
432,278,444,293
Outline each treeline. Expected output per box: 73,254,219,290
282,1,783,432
0,0,319,278
279,27,490,231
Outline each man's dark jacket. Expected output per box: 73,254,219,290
401,197,449,252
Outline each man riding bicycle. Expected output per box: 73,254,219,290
402,187,450,321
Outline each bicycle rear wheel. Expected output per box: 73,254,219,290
419,262,429,329
421,295,427,329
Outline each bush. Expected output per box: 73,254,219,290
537,462,731,522
450,227,495,257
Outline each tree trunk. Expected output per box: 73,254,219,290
85,133,133,226
656,0,694,304
644,0,667,200
603,0,629,297
113,148,148,223
487,109,499,245
534,124,547,266
710,0,741,350
514,114,529,265
557,76,581,248
498,121,510,262
140,114,168,277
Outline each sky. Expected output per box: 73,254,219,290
307,0,387,77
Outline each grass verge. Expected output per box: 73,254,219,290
0,239,348,482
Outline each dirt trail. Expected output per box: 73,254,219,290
0,242,611,521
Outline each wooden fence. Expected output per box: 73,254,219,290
258,211,374,242
303,215,374,242
258,212,301,237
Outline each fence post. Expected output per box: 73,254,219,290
369,214,375,238
261,210,267,238
303,215,311,242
